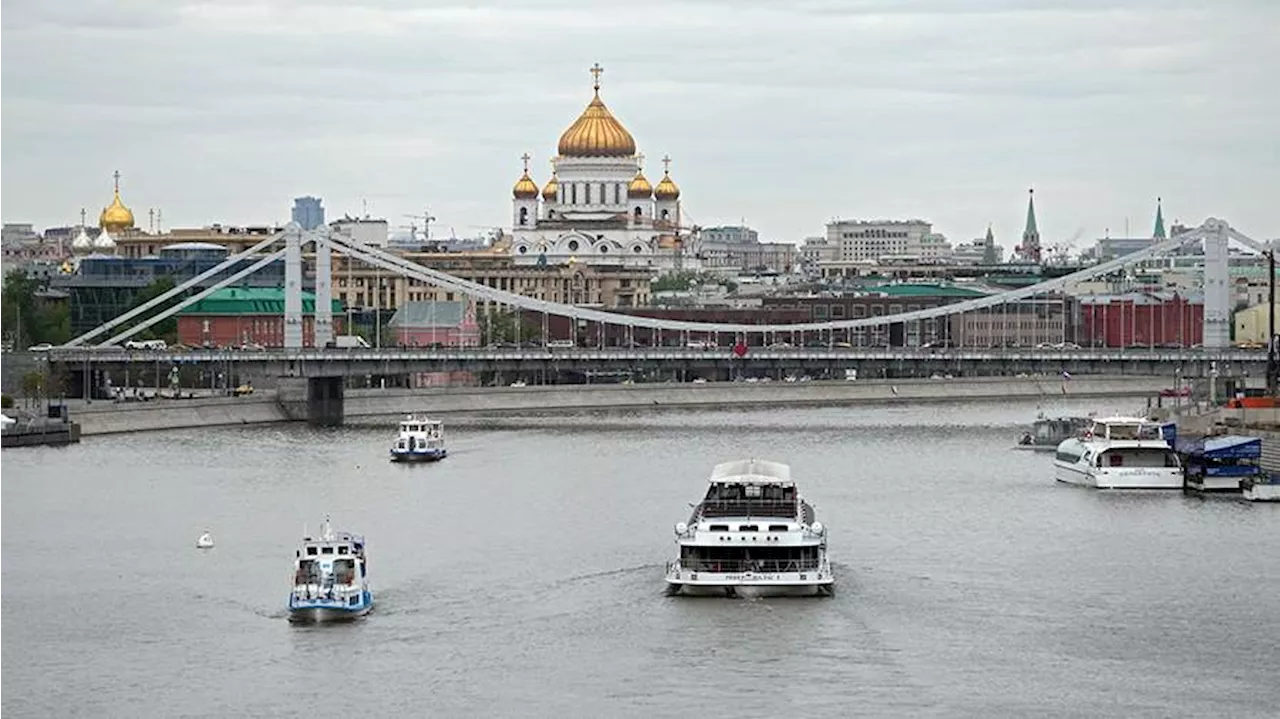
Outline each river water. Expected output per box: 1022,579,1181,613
3,398,1278,718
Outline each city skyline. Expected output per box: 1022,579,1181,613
3,0,1277,247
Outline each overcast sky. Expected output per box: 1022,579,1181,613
3,0,1277,251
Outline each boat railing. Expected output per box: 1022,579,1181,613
678,558,822,573
696,499,799,519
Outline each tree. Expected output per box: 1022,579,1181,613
123,277,180,344
2,269,71,347
478,309,542,344
20,370,44,407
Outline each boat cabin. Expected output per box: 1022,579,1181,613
399,415,443,438
694,459,807,521
294,531,366,588
1086,417,1169,442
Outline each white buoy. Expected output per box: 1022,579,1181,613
196,531,215,549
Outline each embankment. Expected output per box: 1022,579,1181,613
72,375,1173,436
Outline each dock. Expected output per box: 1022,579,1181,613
1,406,82,448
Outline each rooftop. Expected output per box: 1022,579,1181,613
709,459,792,485
178,287,343,315
863,283,990,298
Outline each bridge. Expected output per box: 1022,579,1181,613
44,216,1276,426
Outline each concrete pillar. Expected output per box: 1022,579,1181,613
314,232,334,348
284,223,304,349
276,376,344,427
1203,223,1230,349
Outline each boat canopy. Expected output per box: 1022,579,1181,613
1175,435,1262,461
709,459,792,486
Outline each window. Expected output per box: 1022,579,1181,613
634,207,642,220
518,207,528,226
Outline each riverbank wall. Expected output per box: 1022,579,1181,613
68,375,1173,437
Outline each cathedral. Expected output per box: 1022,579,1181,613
507,64,699,272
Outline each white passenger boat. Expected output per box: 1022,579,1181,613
288,516,373,623
1242,475,1280,502
389,414,447,463
664,459,834,597
1053,416,1182,489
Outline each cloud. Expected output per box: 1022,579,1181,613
2,0,1278,248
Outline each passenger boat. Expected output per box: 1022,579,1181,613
1053,416,1182,489
1242,475,1280,501
1015,415,1092,451
287,516,373,623
664,459,834,597
389,414,447,462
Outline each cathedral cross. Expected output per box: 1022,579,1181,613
80,208,87,226
590,63,603,90
636,152,645,170
520,152,531,173
113,170,122,193
662,155,672,175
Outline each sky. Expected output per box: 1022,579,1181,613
3,0,1278,253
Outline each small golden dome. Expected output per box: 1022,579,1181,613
542,174,559,201
513,171,539,199
628,171,653,198
654,172,680,201
557,65,636,157
99,171,135,232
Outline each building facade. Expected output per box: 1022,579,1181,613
1078,292,1203,347
825,219,951,264
176,288,344,348
387,300,481,348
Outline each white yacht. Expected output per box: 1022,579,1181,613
287,516,372,623
1054,416,1182,489
389,414,447,462
664,459,834,597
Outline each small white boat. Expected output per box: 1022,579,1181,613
389,414,447,463
196,531,215,549
664,459,834,598
1242,476,1280,502
1054,416,1182,489
288,515,372,623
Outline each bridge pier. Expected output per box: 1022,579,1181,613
277,376,344,427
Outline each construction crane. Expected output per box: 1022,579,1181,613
402,210,436,242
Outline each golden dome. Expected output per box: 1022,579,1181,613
513,171,539,199
542,174,559,201
98,171,135,232
628,171,653,198
557,64,636,157
654,172,680,201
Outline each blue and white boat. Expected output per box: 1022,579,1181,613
389,414,447,462
287,516,373,623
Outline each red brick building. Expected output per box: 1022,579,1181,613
1079,292,1203,347
387,301,480,348
176,287,345,348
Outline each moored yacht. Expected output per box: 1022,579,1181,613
664,459,834,597
389,414,447,462
288,516,373,623
1054,416,1182,489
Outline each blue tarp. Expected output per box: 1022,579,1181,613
1175,435,1262,460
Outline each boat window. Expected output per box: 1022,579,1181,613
768,524,789,532
338,546,349,555
306,546,318,556
744,485,762,498
321,546,334,554
709,524,730,532
737,524,759,532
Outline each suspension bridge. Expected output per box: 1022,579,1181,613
43,217,1275,424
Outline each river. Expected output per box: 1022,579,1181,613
3,398,1277,718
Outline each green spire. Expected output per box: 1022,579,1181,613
1024,188,1039,236
1153,197,1166,239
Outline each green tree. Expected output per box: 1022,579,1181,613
478,309,542,344
123,277,180,344
2,269,71,347
20,370,44,406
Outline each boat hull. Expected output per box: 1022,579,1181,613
1184,475,1243,493
664,569,834,598
1054,462,1183,489
1242,480,1280,502
389,449,447,463
288,591,373,623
